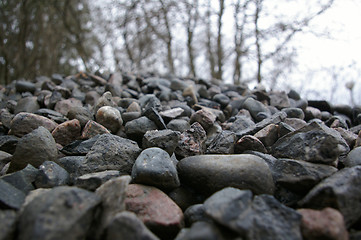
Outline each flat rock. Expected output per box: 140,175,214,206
271,121,349,164
52,119,81,146
8,127,58,173
1,164,38,194
299,166,361,227
9,112,58,137
60,135,100,156
75,170,120,191
177,154,275,196
125,184,184,239
167,119,191,132
78,134,141,175
0,178,26,209
298,208,348,240
17,186,101,240
204,187,302,240
15,80,36,93
131,147,180,190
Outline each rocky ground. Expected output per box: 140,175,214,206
0,72,361,240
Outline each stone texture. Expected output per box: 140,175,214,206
75,170,120,191
125,116,158,141
81,120,110,139
67,106,93,128
17,186,101,240
142,129,181,155
175,122,206,158
125,184,184,239
177,154,275,196
131,147,180,190
78,134,141,175
14,96,40,114
8,127,58,173
271,122,349,164
343,146,361,167
1,164,38,194
298,208,348,240
61,135,100,156
9,112,58,137
190,109,216,131
0,178,26,209
54,98,83,116
299,166,361,227
254,123,279,147
52,119,81,146
206,130,236,154
0,210,17,240
204,187,302,240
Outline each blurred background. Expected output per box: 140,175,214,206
0,0,360,105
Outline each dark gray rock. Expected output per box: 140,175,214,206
34,161,70,188
0,210,17,240
0,135,20,154
184,204,211,226
104,211,159,240
15,80,36,93
175,122,207,158
75,170,120,191
206,130,236,154
67,106,93,128
0,178,26,209
1,164,38,194
167,119,191,132
8,126,58,173
271,122,349,164
299,166,361,227
17,186,101,240
61,135,100,156
177,154,275,196
125,116,158,142
132,147,180,190
343,146,361,167
282,107,305,119
142,129,181,155
55,156,86,184
174,221,228,240
204,187,302,240
144,107,167,130
168,186,203,212
78,134,141,175
229,115,255,133
0,151,11,173
213,93,230,108
14,96,40,114
242,97,270,121
235,135,267,154
35,109,68,123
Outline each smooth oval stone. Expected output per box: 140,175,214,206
96,106,123,133
177,154,275,196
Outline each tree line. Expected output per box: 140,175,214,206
0,0,334,86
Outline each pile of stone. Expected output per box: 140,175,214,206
0,72,361,239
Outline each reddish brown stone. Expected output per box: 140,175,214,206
9,112,58,137
298,208,348,240
125,184,184,239
81,120,110,139
284,118,307,130
235,135,267,154
190,109,216,130
254,123,279,147
175,122,206,158
52,119,82,146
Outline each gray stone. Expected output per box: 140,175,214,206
17,186,101,240
269,91,291,109
160,107,184,121
206,130,236,154
79,134,141,175
144,107,167,130
54,98,83,116
52,119,82,146
142,129,181,155
132,147,180,190
0,179,26,209
0,151,12,173
343,146,361,167
168,186,202,212
229,115,255,133
299,166,361,227
8,126,58,173
184,204,211,226
67,106,93,128
0,136,19,155
190,109,216,131
1,164,38,194
55,156,86,184
178,154,275,196
93,91,117,114
204,187,302,240
35,108,68,123
61,135,100,156
0,210,17,240
235,135,267,154
14,96,40,114
34,161,69,188
242,97,270,121
254,123,279,147
94,175,131,239
75,170,120,191
174,221,227,240
105,211,159,240
271,122,350,164
15,80,36,93
9,112,58,137
167,119,191,132
95,106,123,133
282,107,305,119
125,116,158,141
